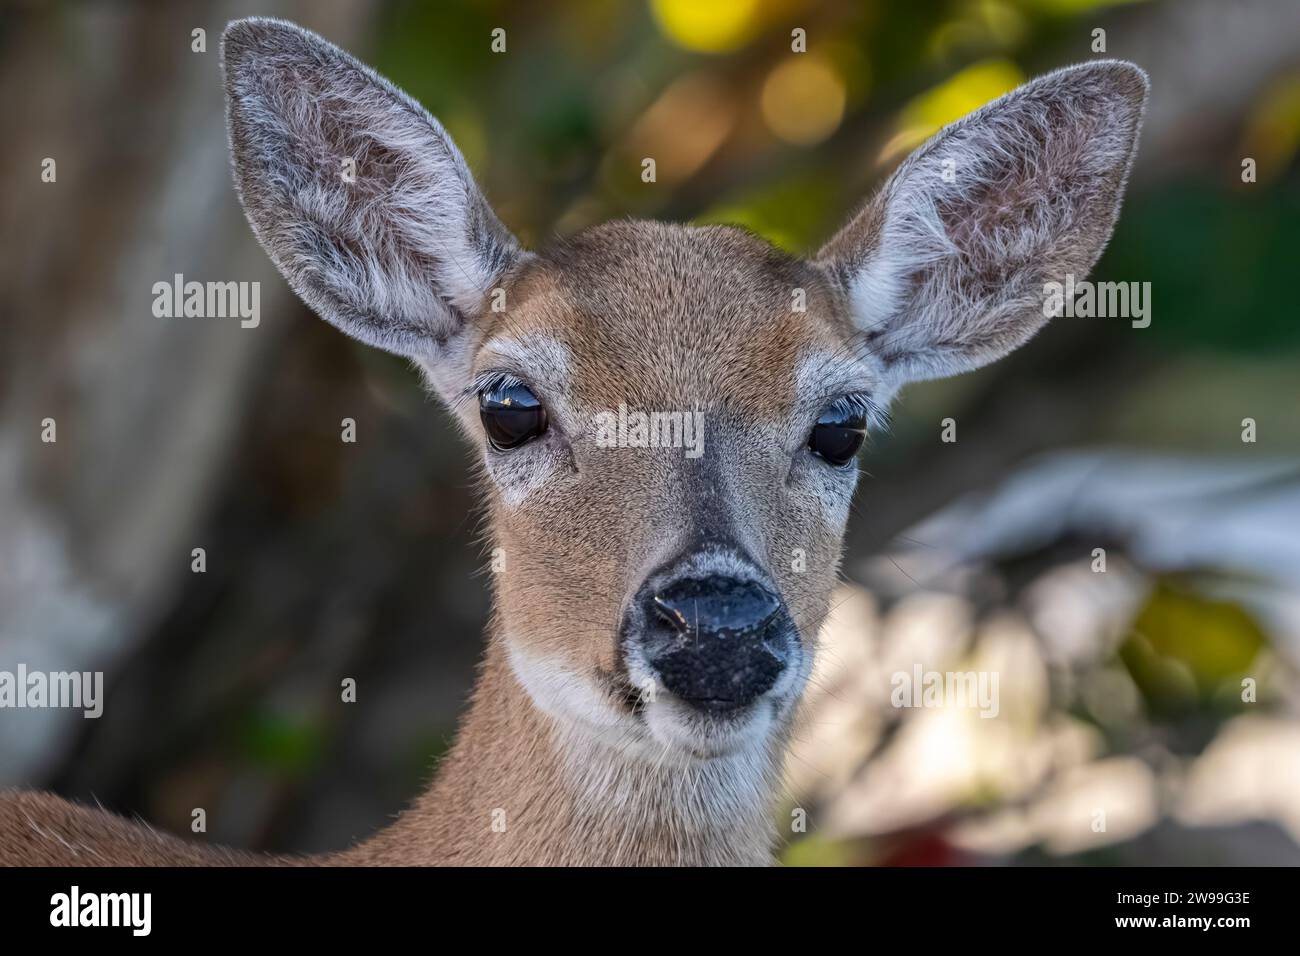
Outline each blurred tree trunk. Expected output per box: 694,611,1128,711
0,1,376,782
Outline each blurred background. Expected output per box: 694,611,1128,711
2,0,1298,865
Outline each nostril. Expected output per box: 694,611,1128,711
649,576,780,639
651,595,691,634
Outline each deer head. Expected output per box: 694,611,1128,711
222,18,1146,816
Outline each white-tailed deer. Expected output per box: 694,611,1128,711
0,18,1146,866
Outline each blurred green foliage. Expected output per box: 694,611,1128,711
782,831,855,866
1122,580,1267,717
1105,185,1300,353
235,711,326,775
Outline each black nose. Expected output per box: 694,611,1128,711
641,575,789,711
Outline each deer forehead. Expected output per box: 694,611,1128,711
478,221,857,418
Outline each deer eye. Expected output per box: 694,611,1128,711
808,402,866,467
479,381,548,450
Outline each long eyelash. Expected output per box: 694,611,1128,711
461,370,524,405
831,393,892,434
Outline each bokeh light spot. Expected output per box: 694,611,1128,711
761,56,846,146
650,0,761,53
881,58,1024,162
1240,72,1300,185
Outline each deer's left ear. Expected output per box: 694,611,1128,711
818,60,1148,388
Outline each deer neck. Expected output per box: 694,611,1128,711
345,623,785,866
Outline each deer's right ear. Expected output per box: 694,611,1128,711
221,18,524,362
